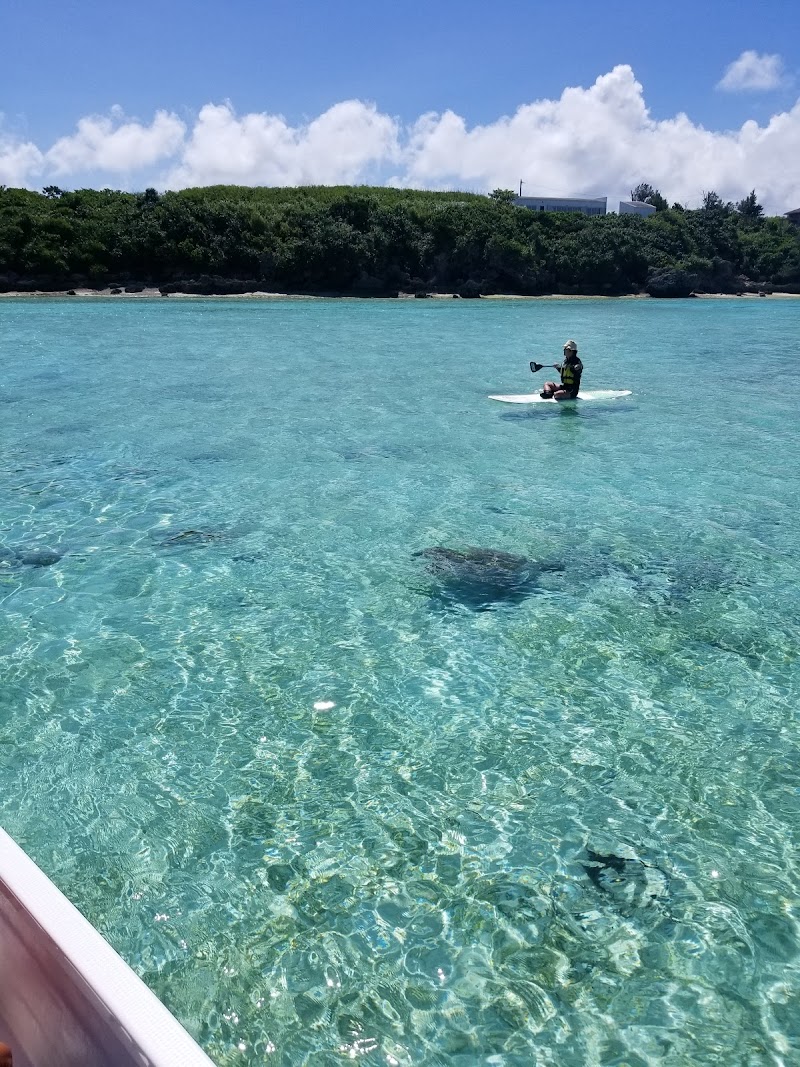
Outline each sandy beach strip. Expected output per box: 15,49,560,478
1,288,798,300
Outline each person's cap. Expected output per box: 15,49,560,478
563,339,578,352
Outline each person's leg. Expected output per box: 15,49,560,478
553,388,578,400
540,380,558,397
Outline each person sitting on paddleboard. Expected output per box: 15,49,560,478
535,340,583,399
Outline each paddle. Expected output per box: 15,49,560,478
530,361,558,374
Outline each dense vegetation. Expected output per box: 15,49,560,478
1,183,799,296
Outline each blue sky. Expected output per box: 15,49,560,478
2,0,799,209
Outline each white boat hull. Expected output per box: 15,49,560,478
0,828,215,1067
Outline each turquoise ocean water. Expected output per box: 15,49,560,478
1,296,799,1065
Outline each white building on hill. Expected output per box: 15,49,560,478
512,196,607,216
619,200,657,217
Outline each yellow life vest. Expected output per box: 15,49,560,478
560,359,581,390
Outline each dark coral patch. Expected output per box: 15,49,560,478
414,546,548,610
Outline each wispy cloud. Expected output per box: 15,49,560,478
717,50,784,92
3,67,800,214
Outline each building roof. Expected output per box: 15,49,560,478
515,195,606,204
785,207,800,216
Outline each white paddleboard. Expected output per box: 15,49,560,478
488,389,632,405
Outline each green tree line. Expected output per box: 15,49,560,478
1,183,798,296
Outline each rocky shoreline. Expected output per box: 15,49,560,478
3,264,797,301
1,288,797,300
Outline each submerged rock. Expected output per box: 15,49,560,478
17,548,63,567
110,467,157,483
621,557,741,605
0,546,17,566
157,528,227,549
0,545,63,568
582,848,668,909
414,545,556,609
474,877,548,921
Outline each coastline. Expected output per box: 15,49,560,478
2,288,799,301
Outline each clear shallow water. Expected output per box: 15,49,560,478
1,296,799,1066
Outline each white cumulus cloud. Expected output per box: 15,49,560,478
718,51,784,92
2,69,800,213
401,66,649,193
164,100,399,188
0,135,44,186
45,108,186,176
397,65,800,213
